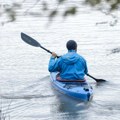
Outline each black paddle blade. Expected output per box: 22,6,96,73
21,32,41,47
95,79,107,82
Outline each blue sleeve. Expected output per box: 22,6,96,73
84,60,88,74
48,56,60,72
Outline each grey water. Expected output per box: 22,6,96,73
0,0,120,120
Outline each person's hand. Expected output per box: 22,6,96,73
52,52,57,58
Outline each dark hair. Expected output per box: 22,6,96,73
66,40,77,50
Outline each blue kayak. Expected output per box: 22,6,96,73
50,72,93,102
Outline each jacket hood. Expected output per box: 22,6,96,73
61,51,80,65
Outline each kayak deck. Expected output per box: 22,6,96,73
50,72,93,102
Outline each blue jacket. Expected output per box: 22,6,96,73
48,50,88,80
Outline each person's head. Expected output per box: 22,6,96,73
66,40,77,51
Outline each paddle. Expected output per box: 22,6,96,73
21,32,106,82
86,73,106,82
21,32,60,58
57,74,106,83
21,32,52,54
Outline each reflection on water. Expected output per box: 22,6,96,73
0,0,120,120
50,89,91,120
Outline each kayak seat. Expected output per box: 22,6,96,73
56,73,86,83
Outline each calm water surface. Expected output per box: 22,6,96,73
0,0,120,120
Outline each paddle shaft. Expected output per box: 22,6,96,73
87,73,97,80
40,45,52,54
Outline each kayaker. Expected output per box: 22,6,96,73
48,40,88,81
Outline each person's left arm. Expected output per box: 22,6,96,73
84,59,88,74
48,52,60,72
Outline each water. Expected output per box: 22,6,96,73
0,0,120,120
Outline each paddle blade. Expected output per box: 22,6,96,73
95,79,107,82
21,32,41,47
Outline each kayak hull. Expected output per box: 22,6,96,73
50,72,93,102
